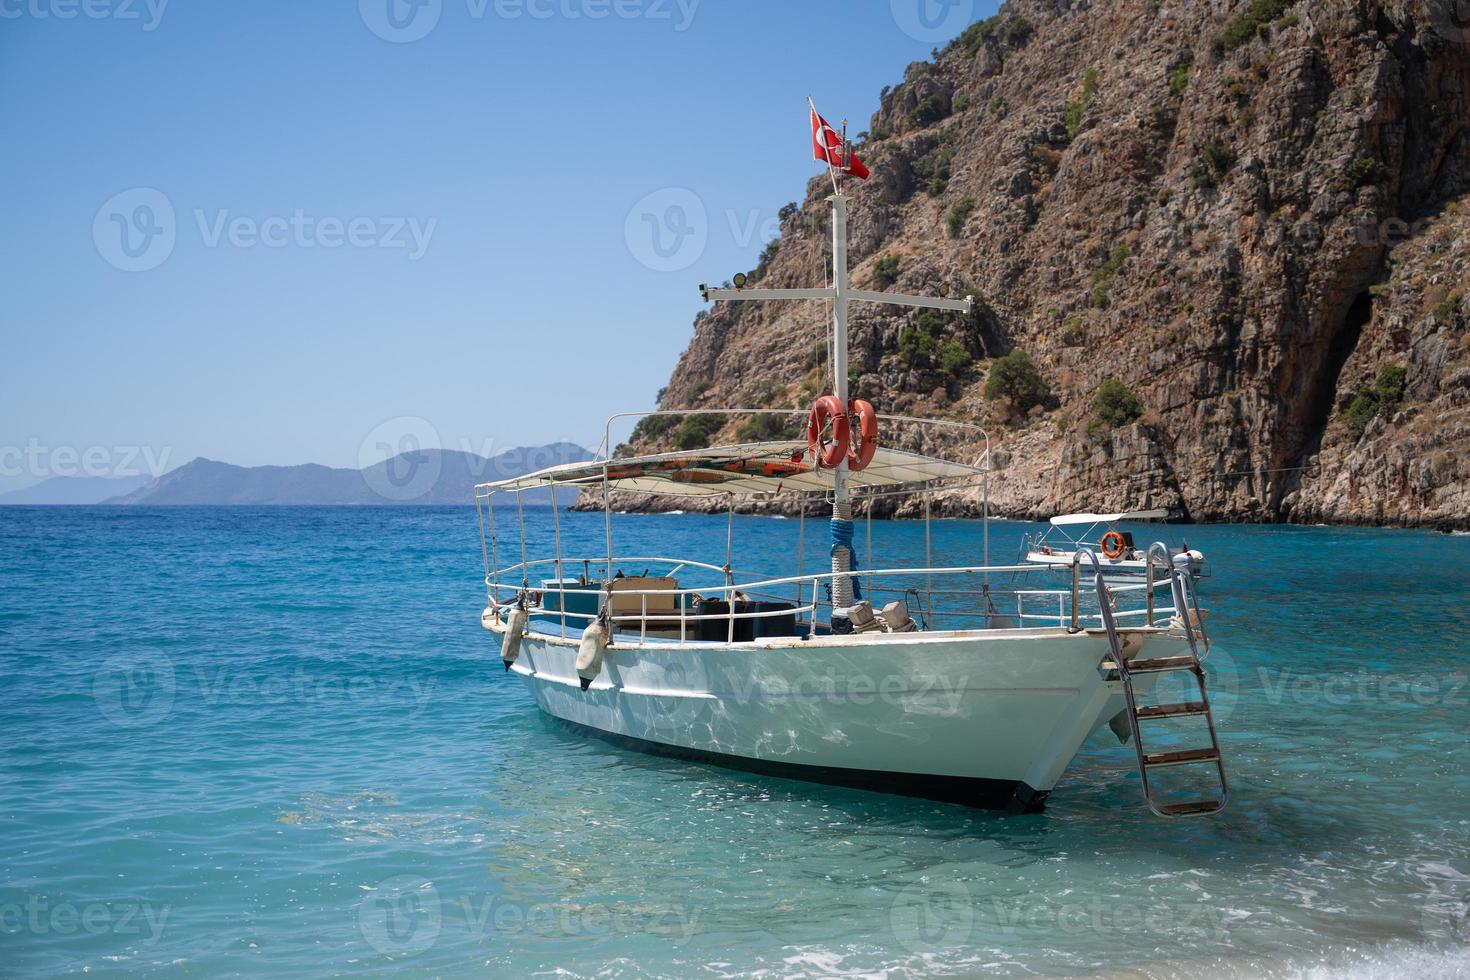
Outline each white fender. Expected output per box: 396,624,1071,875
501,608,528,670
576,623,608,691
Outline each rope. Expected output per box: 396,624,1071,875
830,515,862,603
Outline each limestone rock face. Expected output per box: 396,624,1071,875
615,0,1470,527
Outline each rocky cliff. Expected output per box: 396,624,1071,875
622,0,1470,527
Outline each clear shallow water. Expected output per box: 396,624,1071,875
1,507,1468,979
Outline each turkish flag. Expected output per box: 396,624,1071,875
811,106,870,179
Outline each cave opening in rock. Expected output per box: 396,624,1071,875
1303,288,1375,462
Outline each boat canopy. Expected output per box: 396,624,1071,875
477,440,985,497
1049,509,1170,526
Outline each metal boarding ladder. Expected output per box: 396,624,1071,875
1082,547,1229,818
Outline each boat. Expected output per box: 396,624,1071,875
1022,509,1206,578
473,104,1230,818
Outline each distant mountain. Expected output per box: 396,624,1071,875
0,474,152,505
104,444,591,506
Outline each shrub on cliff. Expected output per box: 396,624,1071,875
909,97,948,127
1092,379,1143,429
1342,364,1408,439
631,413,681,443
951,16,1000,55
873,254,901,287
1090,244,1130,308
1215,0,1291,54
735,413,799,443
1003,17,1034,48
913,144,956,196
1191,139,1236,189
947,198,976,237
674,414,723,450
1064,68,1099,141
984,350,1048,410
898,323,939,368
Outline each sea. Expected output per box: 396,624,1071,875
2,506,1468,978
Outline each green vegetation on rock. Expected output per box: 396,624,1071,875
1342,364,1408,439
985,349,1048,409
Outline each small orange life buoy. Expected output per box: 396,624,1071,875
806,395,850,469
847,399,878,472
1101,531,1128,560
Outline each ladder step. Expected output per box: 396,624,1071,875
1156,800,1224,817
1142,747,1220,768
1126,656,1199,673
1136,701,1209,719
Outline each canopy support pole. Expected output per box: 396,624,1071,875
551,482,566,639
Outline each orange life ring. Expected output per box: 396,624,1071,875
806,395,849,469
847,399,878,472
1101,531,1128,560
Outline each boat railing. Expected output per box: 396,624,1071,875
485,555,1182,645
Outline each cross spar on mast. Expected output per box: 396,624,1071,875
698,98,973,629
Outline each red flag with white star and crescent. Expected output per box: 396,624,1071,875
810,105,870,179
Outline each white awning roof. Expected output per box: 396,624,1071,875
476,441,985,497
1049,509,1170,526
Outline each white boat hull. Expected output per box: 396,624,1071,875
499,626,1188,812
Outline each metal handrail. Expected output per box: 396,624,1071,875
488,562,1041,601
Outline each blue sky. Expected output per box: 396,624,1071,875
0,0,996,490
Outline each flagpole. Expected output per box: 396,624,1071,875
700,99,973,630
808,96,842,196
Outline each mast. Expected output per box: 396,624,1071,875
829,193,852,610
699,100,972,628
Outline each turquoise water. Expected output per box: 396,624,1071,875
2,507,1469,978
